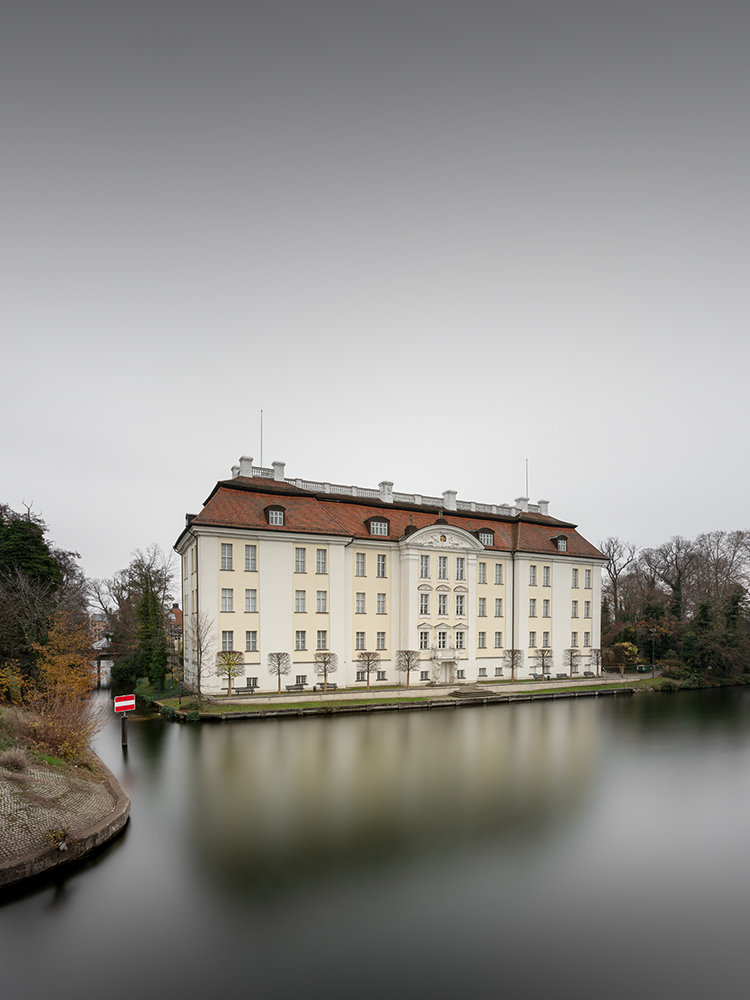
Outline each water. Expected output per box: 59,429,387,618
3,689,750,1000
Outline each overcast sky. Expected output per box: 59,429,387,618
2,1,749,588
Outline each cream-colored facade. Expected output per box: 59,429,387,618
175,459,606,695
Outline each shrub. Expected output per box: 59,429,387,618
159,704,176,719
0,747,28,771
111,655,139,686
660,680,679,692
186,709,200,722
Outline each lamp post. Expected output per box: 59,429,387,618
650,628,656,678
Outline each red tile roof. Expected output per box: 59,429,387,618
180,476,605,560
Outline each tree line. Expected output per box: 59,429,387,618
600,531,750,677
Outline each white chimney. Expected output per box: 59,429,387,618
442,490,457,511
231,465,240,478
537,499,549,515
272,460,286,482
515,496,529,513
379,481,394,503
239,456,253,477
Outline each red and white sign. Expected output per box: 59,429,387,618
114,694,136,713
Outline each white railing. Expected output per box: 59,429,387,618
252,466,273,478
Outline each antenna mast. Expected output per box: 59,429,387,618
525,458,529,497
260,410,263,468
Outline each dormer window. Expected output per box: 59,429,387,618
265,505,286,526
366,517,389,536
552,534,568,552
479,530,494,546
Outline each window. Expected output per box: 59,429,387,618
370,520,388,536
572,568,579,588
455,594,465,616
529,599,537,617
221,588,234,612
356,592,365,614
478,631,486,648
356,553,366,577
478,597,486,617
529,565,537,586
419,593,430,616
456,557,465,581
356,670,366,682
316,549,327,574
221,544,233,571
355,632,365,650
529,632,536,648
438,556,448,580
376,632,386,650
495,564,503,585
438,594,448,616
377,593,386,614
572,600,578,618
585,569,592,589
295,675,307,685
584,601,591,618
420,555,430,579
584,632,591,647
317,630,327,650
557,538,567,552
317,591,327,613
420,670,430,681
495,598,503,617
494,666,503,677
295,631,306,650
571,632,578,647
456,669,465,679
295,590,306,613
268,508,285,526
419,630,430,651
478,562,486,584
295,548,306,573
437,631,447,649
376,671,386,681
543,631,550,648
494,631,503,648
245,631,257,652
478,666,487,676
377,554,386,578
245,545,257,572
221,630,234,651
542,599,550,618
245,589,257,613
479,531,493,546
246,677,258,688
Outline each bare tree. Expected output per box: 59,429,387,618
590,648,602,678
396,649,420,687
356,650,380,689
599,537,638,621
267,651,291,693
532,647,554,676
506,648,523,682
215,649,245,698
641,536,696,620
563,647,580,679
185,611,214,702
692,530,749,604
314,650,338,692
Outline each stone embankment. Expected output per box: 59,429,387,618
0,753,130,888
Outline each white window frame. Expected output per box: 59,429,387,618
221,588,233,613
316,549,327,574
584,601,591,619
438,556,448,580
295,590,306,614
295,674,307,685
529,599,536,617
571,632,578,647
245,630,257,652
419,630,430,651
456,594,466,616
221,543,233,571
543,631,550,648
438,593,448,616
268,509,284,526
584,632,591,647
495,598,503,617
420,555,430,579
295,548,306,573
480,532,493,546
529,565,537,586
295,631,306,650
572,600,578,618
356,592,365,614
529,631,536,648
455,557,465,581
370,521,388,536
221,630,234,651
377,554,386,578
542,566,550,587
572,568,579,588
376,632,386,650
355,632,365,650
494,631,503,648
245,589,257,613
495,564,503,585
585,569,592,589
478,631,486,649
478,562,486,584
316,630,327,650
356,553,366,577
377,593,386,615
419,593,430,616
317,591,327,614
478,597,486,617
245,545,257,572
542,599,550,618
437,631,447,649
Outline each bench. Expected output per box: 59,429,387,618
313,682,338,691
532,673,551,680
583,671,594,677
556,673,568,679
285,683,307,692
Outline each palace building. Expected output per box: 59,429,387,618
174,457,606,695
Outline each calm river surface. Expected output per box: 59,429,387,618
3,689,750,999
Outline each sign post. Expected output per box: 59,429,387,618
114,694,136,748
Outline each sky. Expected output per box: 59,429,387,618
2,1,749,589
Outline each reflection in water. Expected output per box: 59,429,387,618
190,702,600,893
4,690,750,1000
